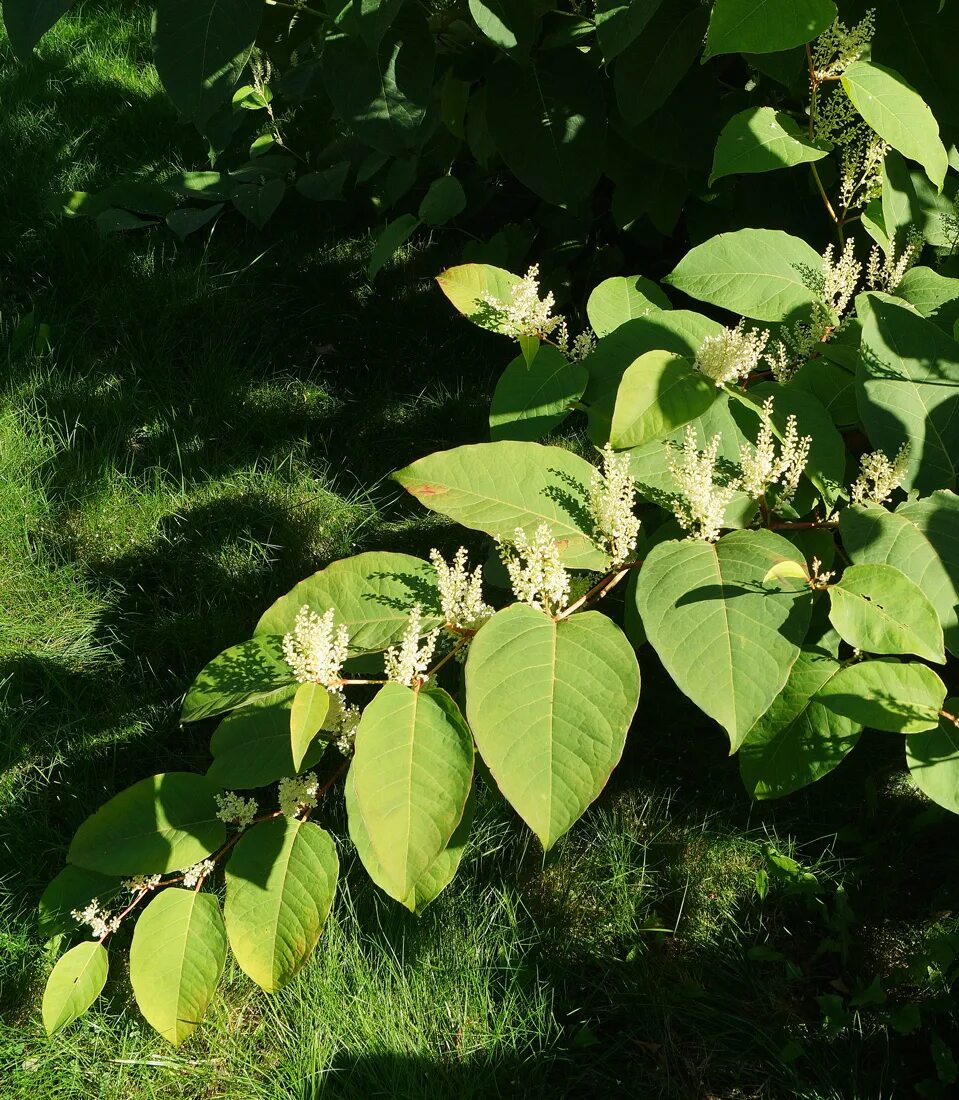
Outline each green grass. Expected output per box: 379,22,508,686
2,4,959,1098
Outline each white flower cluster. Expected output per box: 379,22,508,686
215,790,258,829
123,874,161,893
282,606,349,690
384,605,440,686
866,234,921,294
850,445,910,506
334,703,361,756
738,397,812,504
554,324,597,363
812,10,876,80
809,557,836,590
71,899,121,940
499,523,571,613
182,860,215,888
668,428,739,543
589,445,641,565
430,547,493,632
278,773,320,817
481,264,564,341
694,322,769,387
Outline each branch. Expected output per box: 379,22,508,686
555,561,642,622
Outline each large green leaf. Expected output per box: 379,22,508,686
394,442,609,570
486,50,606,205
435,263,522,333
840,504,959,657
465,605,640,850
2,0,74,58
739,650,862,800
710,107,829,185
69,774,225,876
841,61,947,189
586,276,671,338
489,346,586,442
896,267,959,336
418,176,466,227
129,889,227,1045
817,660,946,733
704,0,836,57
38,866,122,940
857,295,959,492
152,0,263,128
906,700,959,814
898,491,959,655
635,530,812,751
224,817,338,992
181,635,295,723
42,941,108,1035
468,0,536,57
605,350,717,450
595,0,663,62
351,685,473,902
256,551,441,650
664,229,823,323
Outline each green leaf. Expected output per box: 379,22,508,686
290,683,333,772
817,660,946,733
704,0,836,57
664,228,823,323
129,889,226,1045
181,635,294,723
38,867,122,940
710,107,829,185
586,276,672,338
255,551,441,651
2,0,74,58
166,203,224,240
224,817,338,992
635,530,813,752
394,441,608,570
296,163,350,203
352,0,404,49
791,358,859,429
351,684,474,901
232,179,285,229
489,345,586,442
906,700,959,813
152,0,263,128
896,267,959,335
595,0,663,62
435,263,522,333
418,177,466,227
486,50,606,206
208,688,328,789
42,941,108,1035
740,650,862,800
840,503,959,658
898,491,959,652
605,350,717,450
857,295,959,492
468,0,536,57
69,774,225,876
841,61,948,189
827,562,945,663
368,213,420,279
465,605,640,850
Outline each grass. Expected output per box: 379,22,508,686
2,3,959,1098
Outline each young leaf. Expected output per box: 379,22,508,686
368,214,420,279
224,817,339,992
489,346,586,442
906,701,959,814
181,635,295,723
841,61,948,189
586,276,671,338
351,685,474,902
418,177,466,226
828,563,946,664
740,650,862,800
817,661,946,733
42,941,109,1035
38,866,122,940
129,889,227,1046
435,263,522,333
594,0,663,62
635,530,812,752
290,683,332,772
710,107,829,185
465,605,640,851
664,229,823,322
704,0,836,58
68,774,225,876
394,441,609,570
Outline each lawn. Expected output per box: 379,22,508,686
1,4,958,1098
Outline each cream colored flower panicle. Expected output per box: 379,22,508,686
334,703,361,756
481,264,564,340
499,523,570,613
812,10,876,80
215,791,258,829
566,329,597,362
738,397,812,505
430,547,493,632
590,445,641,565
123,874,161,893
278,773,320,817
71,899,121,940
694,322,769,387
282,606,349,690
850,444,910,506
866,232,922,294
668,427,739,543
384,604,440,687
181,860,215,889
